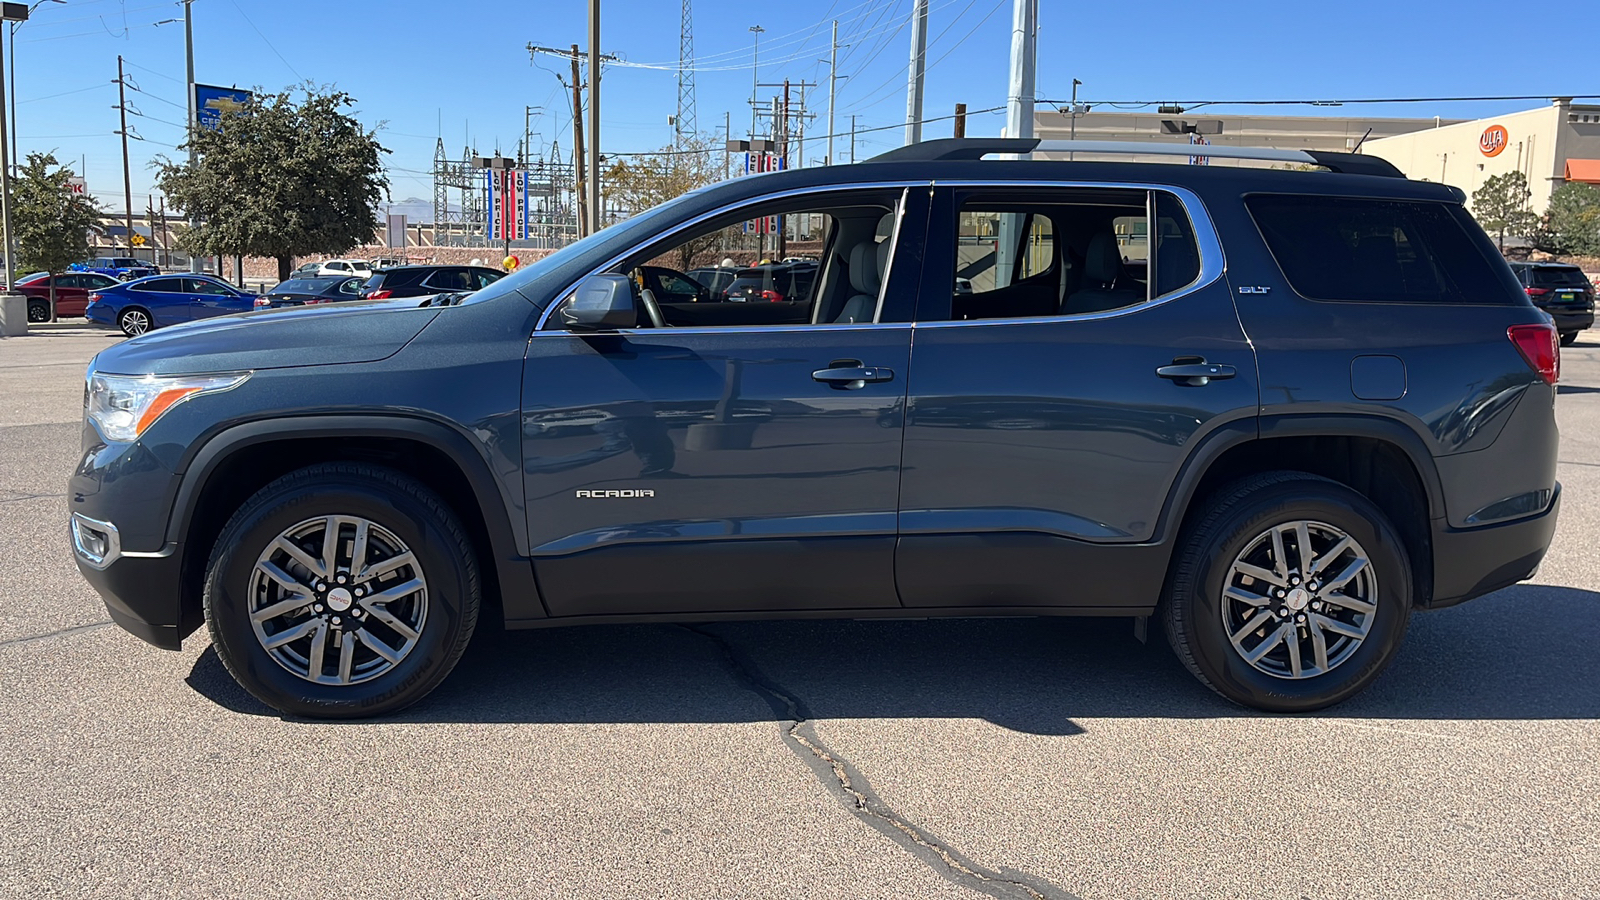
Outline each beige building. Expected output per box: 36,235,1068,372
1363,99,1600,213
1029,100,1600,216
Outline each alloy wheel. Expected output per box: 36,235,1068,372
247,515,429,686
119,310,149,335
1219,519,1377,679
27,304,48,323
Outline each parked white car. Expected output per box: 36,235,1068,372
312,259,373,277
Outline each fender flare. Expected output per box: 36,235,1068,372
1153,413,1446,546
164,413,545,621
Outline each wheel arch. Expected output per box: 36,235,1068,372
1159,415,1444,608
166,415,544,639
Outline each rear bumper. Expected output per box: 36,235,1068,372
1549,310,1593,333
1428,482,1561,609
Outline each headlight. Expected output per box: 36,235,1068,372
86,371,250,442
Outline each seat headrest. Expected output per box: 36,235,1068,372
1084,232,1122,285
849,240,883,295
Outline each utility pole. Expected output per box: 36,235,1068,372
826,20,838,166
998,0,1038,289
723,110,730,180
587,0,601,233
184,0,198,272
849,114,858,164
954,102,967,138
904,0,928,146
569,45,588,238
117,57,134,257
524,105,535,167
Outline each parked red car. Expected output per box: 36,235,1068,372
13,271,121,320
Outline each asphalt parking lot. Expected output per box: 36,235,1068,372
2,324,1597,900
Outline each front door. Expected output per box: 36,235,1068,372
896,184,1260,610
522,186,927,617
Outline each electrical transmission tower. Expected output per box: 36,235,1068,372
675,0,697,143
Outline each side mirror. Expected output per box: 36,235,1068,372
561,274,637,331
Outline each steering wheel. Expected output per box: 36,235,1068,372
629,268,668,328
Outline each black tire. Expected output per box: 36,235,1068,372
117,307,151,337
27,301,48,323
1162,471,1412,712
203,463,480,718
1560,331,1579,347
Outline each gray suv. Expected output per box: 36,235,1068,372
70,138,1561,718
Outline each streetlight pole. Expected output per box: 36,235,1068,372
586,0,600,233
8,1,63,174
184,0,198,272
747,25,763,137
0,2,31,290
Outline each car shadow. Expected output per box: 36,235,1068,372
185,583,1600,732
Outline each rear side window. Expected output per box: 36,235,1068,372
1247,195,1512,304
132,277,185,292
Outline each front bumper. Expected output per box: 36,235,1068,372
1428,482,1561,609
73,539,189,649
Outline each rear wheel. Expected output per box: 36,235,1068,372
117,307,151,336
1560,331,1579,347
1162,472,1412,712
203,463,480,718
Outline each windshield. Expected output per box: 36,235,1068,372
463,186,718,309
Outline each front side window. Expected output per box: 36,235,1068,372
547,189,906,329
1247,195,1514,304
948,188,1201,321
185,278,233,296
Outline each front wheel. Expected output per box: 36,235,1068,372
27,301,48,323
204,463,480,718
117,307,151,336
1162,472,1412,712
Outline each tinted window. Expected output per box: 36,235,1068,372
1530,267,1589,288
111,258,141,268
184,278,233,296
133,277,185,292
277,278,340,293
423,269,474,291
1247,195,1512,304
336,278,362,295
472,270,503,289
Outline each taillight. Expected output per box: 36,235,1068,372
760,289,784,302
87,292,101,304
1509,323,1559,385
366,289,391,300
253,298,269,308
1526,287,1549,297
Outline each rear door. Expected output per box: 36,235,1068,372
897,183,1259,610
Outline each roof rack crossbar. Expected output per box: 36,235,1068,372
866,138,1405,177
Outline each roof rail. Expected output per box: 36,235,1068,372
866,138,1405,178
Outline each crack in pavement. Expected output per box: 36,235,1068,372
0,621,113,647
0,490,67,504
684,625,1080,900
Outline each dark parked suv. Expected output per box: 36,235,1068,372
70,138,1561,718
357,264,504,300
1508,261,1594,345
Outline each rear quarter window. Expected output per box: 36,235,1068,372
1246,195,1517,304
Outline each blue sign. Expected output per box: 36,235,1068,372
193,84,253,130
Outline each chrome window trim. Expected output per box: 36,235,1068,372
533,180,930,333
921,180,1225,328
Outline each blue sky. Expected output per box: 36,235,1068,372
11,0,1595,214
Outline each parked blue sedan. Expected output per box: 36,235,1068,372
85,274,260,336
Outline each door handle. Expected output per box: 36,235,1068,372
812,365,896,389
1156,360,1236,387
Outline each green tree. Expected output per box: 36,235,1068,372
1470,171,1538,250
156,86,388,281
1536,182,1600,257
604,137,726,270
10,152,100,320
